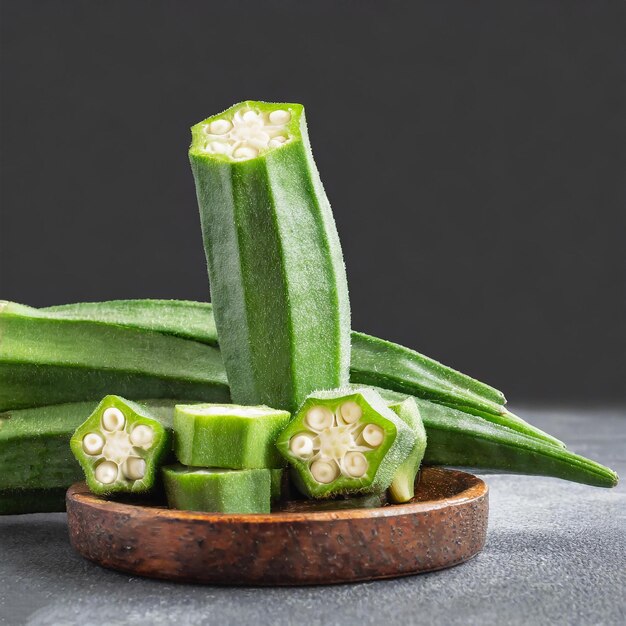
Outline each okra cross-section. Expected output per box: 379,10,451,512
174,403,291,469
163,464,272,514
276,388,416,498
70,396,170,495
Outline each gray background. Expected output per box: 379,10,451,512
1,0,624,403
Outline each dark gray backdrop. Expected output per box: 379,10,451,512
1,0,624,403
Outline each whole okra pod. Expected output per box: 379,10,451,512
32,299,560,446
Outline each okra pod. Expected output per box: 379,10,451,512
189,101,351,412
0,391,616,514
377,388,618,488
34,299,558,446
0,302,229,410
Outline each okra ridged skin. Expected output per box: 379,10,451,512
44,299,218,346
174,403,291,469
0,401,97,491
162,464,272,514
387,397,427,503
376,388,618,488
189,102,351,413
350,332,563,447
0,304,230,411
1,393,617,515
36,299,557,446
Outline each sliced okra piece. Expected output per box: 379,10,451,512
70,396,170,495
275,388,416,499
387,397,427,503
162,464,271,514
174,403,291,469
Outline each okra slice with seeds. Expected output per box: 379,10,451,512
163,464,271,514
189,101,351,413
276,388,416,498
174,403,291,469
387,397,427,503
70,396,170,495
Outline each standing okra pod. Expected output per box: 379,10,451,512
189,101,351,412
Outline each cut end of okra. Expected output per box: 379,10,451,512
174,403,291,469
70,396,170,495
190,101,303,162
276,388,416,499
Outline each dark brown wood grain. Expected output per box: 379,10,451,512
66,467,488,585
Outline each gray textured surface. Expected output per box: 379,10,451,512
1,408,624,626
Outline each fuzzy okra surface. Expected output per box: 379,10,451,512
0,391,617,515
0,302,230,411
189,101,351,413
174,403,291,469
31,299,559,446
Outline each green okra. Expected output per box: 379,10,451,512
276,388,416,498
0,302,230,411
44,299,218,345
375,387,618,488
34,299,560,446
189,101,351,413
70,396,171,495
269,468,285,501
387,397,427,503
0,401,95,491
162,464,272,514
174,403,291,469
1,392,617,515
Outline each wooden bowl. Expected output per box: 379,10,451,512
66,467,488,585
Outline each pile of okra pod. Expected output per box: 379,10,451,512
0,101,617,515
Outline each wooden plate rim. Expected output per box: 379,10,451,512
66,468,487,523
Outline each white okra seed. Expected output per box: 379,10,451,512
306,406,334,431
344,451,368,478
102,407,125,431
289,433,314,458
209,119,232,135
310,460,339,484
95,461,118,484
340,401,362,424
269,110,291,125
130,424,154,447
268,136,287,148
210,141,231,155
82,432,104,456
233,146,258,159
242,110,260,123
362,424,384,447
123,457,146,480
